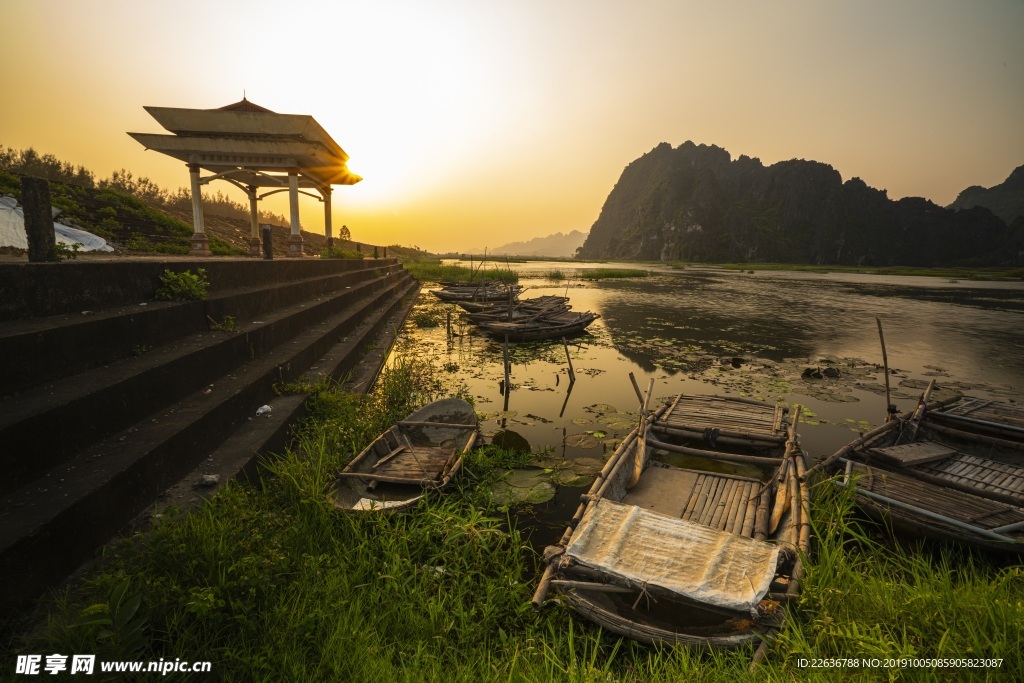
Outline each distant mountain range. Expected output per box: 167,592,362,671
947,165,1024,225
576,141,1024,266
473,230,588,258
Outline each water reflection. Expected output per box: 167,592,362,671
395,263,1024,547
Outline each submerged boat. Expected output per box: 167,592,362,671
328,398,478,512
533,392,807,656
477,310,599,342
822,381,1024,553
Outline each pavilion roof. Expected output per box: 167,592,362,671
128,100,362,188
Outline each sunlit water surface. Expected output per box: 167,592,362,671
387,262,1024,547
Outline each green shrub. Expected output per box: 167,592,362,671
320,246,365,259
154,268,209,301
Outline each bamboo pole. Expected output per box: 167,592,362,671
562,337,576,383
877,317,894,421
644,437,786,466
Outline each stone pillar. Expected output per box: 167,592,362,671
261,223,274,260
21,177,56,262
286,170,303,257
247,186,261,257
323,186,334,248
188,164,211,256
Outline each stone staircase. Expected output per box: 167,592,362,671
0,257,419,611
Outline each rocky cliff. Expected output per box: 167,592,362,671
947,165,1024,226
577,142,1024,266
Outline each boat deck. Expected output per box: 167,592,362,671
658,395,786,444
917,454,1024,502
372,446,454,479
848,461,1024,533
622,465,763,537
933,399,1024,430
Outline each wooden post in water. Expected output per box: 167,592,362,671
502,335,511,412
562,337,576,383
446,308,452,340
876,317,894,421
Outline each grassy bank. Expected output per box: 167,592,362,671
579,268,648,280
9,355,1023,680
712,263,1024,280
404,259,519,284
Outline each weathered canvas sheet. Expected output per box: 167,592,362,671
565,498,779,614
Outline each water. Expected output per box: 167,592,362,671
389,262,1024,546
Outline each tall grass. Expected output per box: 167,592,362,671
579,268,648,280
544,269,567,280
404,260,519,284
12,357,1024,680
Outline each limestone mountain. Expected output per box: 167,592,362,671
947,165,1024,225
576,141,1023,266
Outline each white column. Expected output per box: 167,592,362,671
247,185,261,257
323,186,333,247
286,170,303,256
187,163,211,256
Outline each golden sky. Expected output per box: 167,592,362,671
2,0,1023,253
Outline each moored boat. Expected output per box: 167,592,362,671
328,398,478,512
533,390,807,656
431,283,523,303
477,310,599,342
819,381,1024,554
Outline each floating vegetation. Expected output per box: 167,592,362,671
563,433,600,448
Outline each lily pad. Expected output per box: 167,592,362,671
554,471,594,487
490,469,557,506
600,415,637,430
570,417,593,426
564,433,600,448
571,457,605,475
584,403,618,414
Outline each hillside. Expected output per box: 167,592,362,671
577,142,1024,266
479,230,588,258
947,165,1024,225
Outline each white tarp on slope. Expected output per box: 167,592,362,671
0,196,113,252
565,498,780,615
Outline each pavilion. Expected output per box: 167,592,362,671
128,98,361,256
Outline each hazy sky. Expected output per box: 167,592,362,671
2,0,1022,252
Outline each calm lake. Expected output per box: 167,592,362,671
388,262,1024,545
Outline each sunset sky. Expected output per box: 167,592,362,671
2,0,1023,253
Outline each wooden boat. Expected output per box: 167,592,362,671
328,398,478,512
926,397,1024,445
466,302,571,324
431,284,523,303
457,294,569,314
477,310,599,342
533,392,808,657
819,381,1024,553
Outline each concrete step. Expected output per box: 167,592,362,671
0,267,412,495
0,263,405,396
0,277,420,610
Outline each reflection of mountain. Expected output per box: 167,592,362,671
595,273,818,371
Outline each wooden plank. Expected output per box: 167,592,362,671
870,441,957,467
620,467,699,518
741,482,758,537
701,478,729,527
680,474,707,520
688,476,718,524
710,480,738,530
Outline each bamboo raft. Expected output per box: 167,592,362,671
928,398,1024,445
328,398,478,513
822,382,1024,553
533,392,808,657
477,310,600,342
457,295,569,315
431,283,523,303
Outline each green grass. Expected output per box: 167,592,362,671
404,259,519,284
544,269,567,280
10,357,1023,681
714,263,1024,280
579,268,648,280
